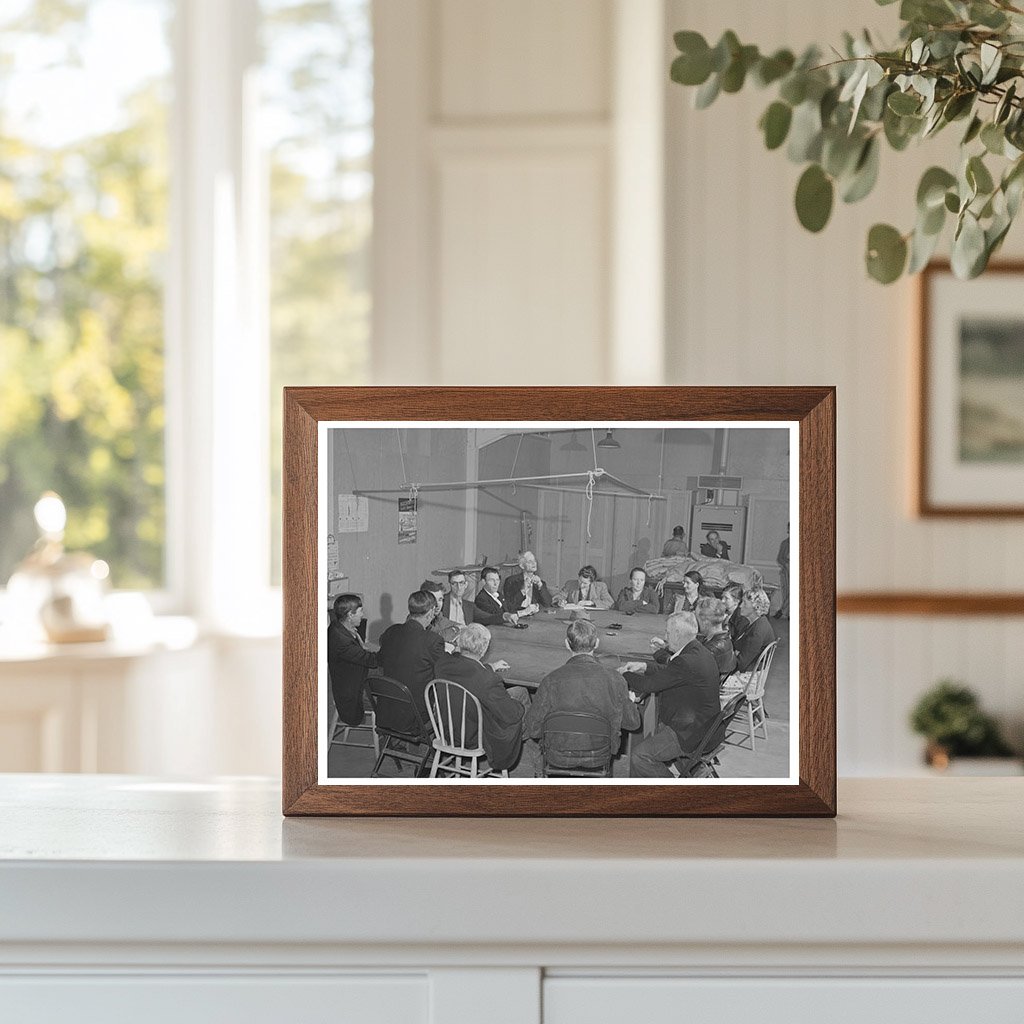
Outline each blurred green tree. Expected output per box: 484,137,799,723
0,0,170,588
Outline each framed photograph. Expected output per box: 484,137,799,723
283,387,835,816
918,261,1024,516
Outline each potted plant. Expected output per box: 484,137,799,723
909,680,1018,772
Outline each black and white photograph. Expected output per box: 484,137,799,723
319,421,797,784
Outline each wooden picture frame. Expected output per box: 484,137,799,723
283,387,836,816
917,261,1024,517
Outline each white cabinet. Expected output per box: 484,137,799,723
1,777,1022,1022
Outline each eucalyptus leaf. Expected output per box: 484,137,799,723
694,73,721,109
760,101,793,150
917,166,957,210
970,2,1009,30
795,164,834,232
995,82,1017,124
962,115,983,145
787,100,823,162
951,212,986,278
866,223,908,283
754,49,795,87
710,31,740,74
981,122,1005,155
779,74,807,106
908,221,943,273
944,190,960,213
842,137,881,203
888,90,921,115
980,42,1002,86
967,154,995,195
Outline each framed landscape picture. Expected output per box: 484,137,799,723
918,262,1024,516
282,387,836,816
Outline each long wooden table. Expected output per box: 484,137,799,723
484,608,662,689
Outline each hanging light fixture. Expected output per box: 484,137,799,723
560,431,587,452
596,428,621,450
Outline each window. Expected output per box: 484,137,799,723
0,0,172,589
261,0,372,582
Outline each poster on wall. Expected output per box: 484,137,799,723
337,494,369,533
398,495,418,544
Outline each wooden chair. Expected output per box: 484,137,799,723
677,693,747,778
727,639,779,752
367,676,433,778
328,690,379,760
540,711,614,778
424,679,508,779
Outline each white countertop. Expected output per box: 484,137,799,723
1,775,1022,956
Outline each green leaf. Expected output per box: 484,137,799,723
944,190,961,213
980,41,1002,86
787,101,823,162
710,31,740,73
942,92,974,123
779,74,807,106
884,106,922,150
671,32,713,86
951,211,987,278
866,223,908,283
888,91,921,115
822,128,863,178
795,164,834,232
842,137,880,203
760,102,792,150
917,166,957,210
981,122,1005,155
908,221,943,273
995,83,1017,125
969,2,1009,29
962,115,983,145
694,73,721,109
721,44,759,93
967,154,995,196
753,49,794,87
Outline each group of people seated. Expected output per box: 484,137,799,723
327,548,778,779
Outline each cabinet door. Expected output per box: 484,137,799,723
0,974,427,1024
544,977,1024,1023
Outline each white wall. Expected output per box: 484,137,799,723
663,0,1024,771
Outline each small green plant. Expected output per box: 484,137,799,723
670,0,1024,283
910,680,1014,756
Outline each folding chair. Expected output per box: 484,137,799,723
540,711,613,778
677,693,747,778
367,676,433,778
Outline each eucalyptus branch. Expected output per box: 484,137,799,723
670,3,1024,283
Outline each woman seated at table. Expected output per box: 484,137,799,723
722,588,775,693
614,566,658,614
554,565,614,610
672,570,711,614
694,596,736,678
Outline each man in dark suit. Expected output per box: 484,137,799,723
432,623,525,772
474,566,518,626
503,550,552,614
378,590,446,717
419,579,459,643
327,593,378,726
440,569,477,627
525,619,640,769
620,611,721,778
